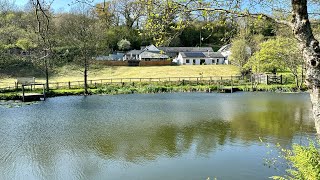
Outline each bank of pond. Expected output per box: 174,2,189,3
0,82,308,101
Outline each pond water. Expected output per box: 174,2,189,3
0,92,316,180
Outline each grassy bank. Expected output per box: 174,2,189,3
0,81,307,101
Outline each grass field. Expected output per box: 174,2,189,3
0,64,240,88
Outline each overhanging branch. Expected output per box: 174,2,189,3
189,8,293,27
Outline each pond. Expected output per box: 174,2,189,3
0,92,316,180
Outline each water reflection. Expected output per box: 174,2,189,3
0,93,316,180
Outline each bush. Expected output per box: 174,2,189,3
271,140,320,180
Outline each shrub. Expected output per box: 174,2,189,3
271,140,320,180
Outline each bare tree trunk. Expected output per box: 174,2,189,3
84,57,88,95
300,63,304,89
294,74,299,88
45,58,49,91
44,50,49,91
292,0,320,133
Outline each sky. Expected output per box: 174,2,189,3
14,0,103,11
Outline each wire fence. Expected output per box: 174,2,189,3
0,74,297,92
0,75,248,91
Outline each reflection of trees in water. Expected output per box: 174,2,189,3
231,98,315,144
87,105,314,162
88,120,231,162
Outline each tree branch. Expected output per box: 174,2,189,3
188,8,293,27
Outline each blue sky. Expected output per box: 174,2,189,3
14,0,103,11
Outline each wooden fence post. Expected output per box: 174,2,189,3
22,85,25,102
68,81,71,89
231,76,233,93
43,84,46,101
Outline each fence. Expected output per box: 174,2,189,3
0,75,247,91
0,74,296,92
251,74,285,85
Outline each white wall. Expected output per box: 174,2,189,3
176,53,225,65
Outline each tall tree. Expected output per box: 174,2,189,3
112,0,145,28
94,1,117,27
229,37,251,72
30,0,55,91
59,4,100,95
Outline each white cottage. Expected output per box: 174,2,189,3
175,52,225,65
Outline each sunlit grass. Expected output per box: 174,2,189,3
0,64,240,87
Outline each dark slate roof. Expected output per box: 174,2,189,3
180,52,206,58
208,52,225,58
125,50,143,55
140,51,169,59
158,47,213,53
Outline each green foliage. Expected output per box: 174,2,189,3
246,37,302,74
229,37,251,70
177,20,237,47
46,89,85,97
142,0,186,46
271,140,320,180
104,26,144,51
16,38,36,51
0,92,20,100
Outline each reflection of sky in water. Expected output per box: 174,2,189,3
0,92,316,180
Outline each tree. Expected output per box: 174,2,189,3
59,4,101,95
229,37,251,73
94,1,117,27
117,39,131,51
142,0,187,46
111,0,145,28
247,37,304,88
30,0,55,91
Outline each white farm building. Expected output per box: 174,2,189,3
175,52,226,65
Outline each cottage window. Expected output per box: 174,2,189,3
193,59,196,64
186,59,190,63
212,60,215,64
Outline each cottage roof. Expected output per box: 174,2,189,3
95,53,124,61
143,44,160,52
140,51,169,59
180,52,207,58
126,50,143,55
218,44,231,52
158,47,213,53
207,52,225,58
